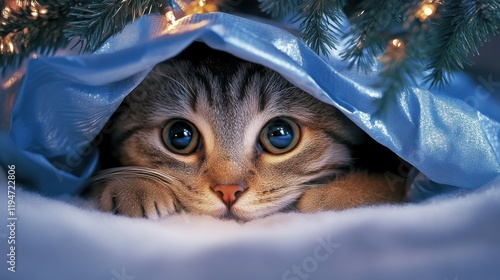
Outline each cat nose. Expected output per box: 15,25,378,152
212,184,246,208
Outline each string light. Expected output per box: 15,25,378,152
165,9,176,25
165,0,218,31
0,37,16,55
0,0,45,61
185,0,217,15
416,1,437,21
379,37,406,65
29,1,42,19
391,38,403,48
2,70,25,90
2,7,11,19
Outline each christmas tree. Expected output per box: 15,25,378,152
1,0,498,94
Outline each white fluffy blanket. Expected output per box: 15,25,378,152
1,167,499,280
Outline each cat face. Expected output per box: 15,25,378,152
106,46,366,221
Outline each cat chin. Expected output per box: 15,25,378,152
194,206,253,221
218,211,248,222
190,204,267,221
227,205,278,222
218,211,260,222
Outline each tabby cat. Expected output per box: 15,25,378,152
87,43,405,221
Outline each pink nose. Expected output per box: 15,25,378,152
212,184,245,207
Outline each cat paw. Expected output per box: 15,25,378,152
296,186,336,213
297,172,405,213
87,178,179,219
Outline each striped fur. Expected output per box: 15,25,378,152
87,43,404,221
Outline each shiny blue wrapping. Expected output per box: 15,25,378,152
1,12,499,199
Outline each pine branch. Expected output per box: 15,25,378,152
65,0,157,52
1,0,72,75
423,1,473,87
259,0,346,55
424,0,500,88
294,0,346,56
376,0,432,94
257,0,304,18
377,38,423,95
0,0,158,74
340,0,404,73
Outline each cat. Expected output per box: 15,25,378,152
85,42,405,221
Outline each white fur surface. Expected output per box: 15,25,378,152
0,171,499,280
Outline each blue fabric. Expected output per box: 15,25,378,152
1,12,499,197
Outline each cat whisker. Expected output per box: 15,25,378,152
278,202,299,214
299,172,342,187
260,185,288,195
256,188,305,203
174,68,198,94
90,166,182,188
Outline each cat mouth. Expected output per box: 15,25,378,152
219,208,245,221
219,207,251,222
221,211,238,220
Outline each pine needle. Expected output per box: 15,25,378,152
257,0,304,18
0,0,72,75
294,0,345,56
65,0,157,52
424,0,500,88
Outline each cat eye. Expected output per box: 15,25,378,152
162,119,200,154
259,118,300,154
